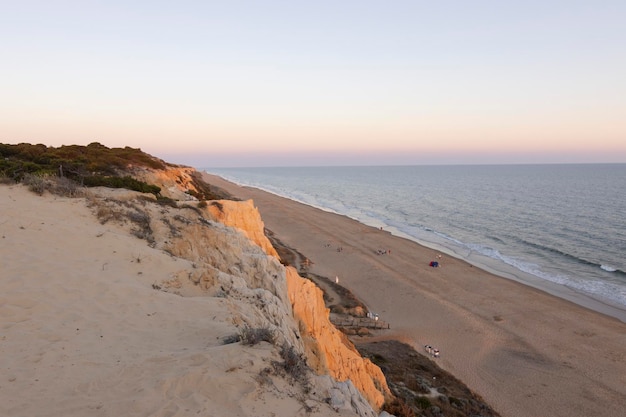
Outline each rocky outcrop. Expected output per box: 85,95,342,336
206,199,279,258
163,218,302,349
205,197,390,410
132,165,201,200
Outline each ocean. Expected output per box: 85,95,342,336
204,164,626,316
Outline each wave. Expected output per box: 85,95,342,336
486,234,506,245
420,234,626,305
516,237,584,261
513,237,625,276
462,243,626,304
600,265,626,277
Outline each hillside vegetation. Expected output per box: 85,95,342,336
0,142,224,200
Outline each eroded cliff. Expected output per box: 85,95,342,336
135,165,391,412
203,197,391,410
132,165,201,201
84,185,379,416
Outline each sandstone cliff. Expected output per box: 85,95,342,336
204,197,391,410
140,166,392,410
81,183,380,416
131,165,201,201
206,199,279,258
285,267,390,409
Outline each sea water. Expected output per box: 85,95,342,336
204,164,626,315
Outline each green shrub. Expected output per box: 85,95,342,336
415,396,432,409
155,196,177,207
0,142,164,194
83,175,161,195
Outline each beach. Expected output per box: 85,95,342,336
204,173,626,417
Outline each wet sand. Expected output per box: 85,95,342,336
204,173,626,417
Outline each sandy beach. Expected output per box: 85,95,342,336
204,173,626,417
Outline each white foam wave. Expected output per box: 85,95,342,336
601,264,617,272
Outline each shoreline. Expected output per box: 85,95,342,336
204,172,626,417
210,172,626,323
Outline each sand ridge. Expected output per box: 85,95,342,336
203,173,626,417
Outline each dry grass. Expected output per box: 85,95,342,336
21,174,85,197
272,343,311,393
51,176,84,197
21,173,48,195
85,196,155,244
239,325,276,346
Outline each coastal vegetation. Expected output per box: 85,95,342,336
0,142,162,194
0,142,228,201
0,142,163,176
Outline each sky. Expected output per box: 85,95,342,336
1,1,625,167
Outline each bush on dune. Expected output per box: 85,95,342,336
0,142,162,196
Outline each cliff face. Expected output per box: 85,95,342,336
285,267,390,409
136,166,391,412
206,199,279,258
85,186,378,416
204,198,390,410
132,165,201,200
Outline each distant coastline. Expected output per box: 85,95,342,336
204,166,626,323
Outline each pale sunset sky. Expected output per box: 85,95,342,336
2,1,625,167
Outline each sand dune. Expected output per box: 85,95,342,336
203,173,626,417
